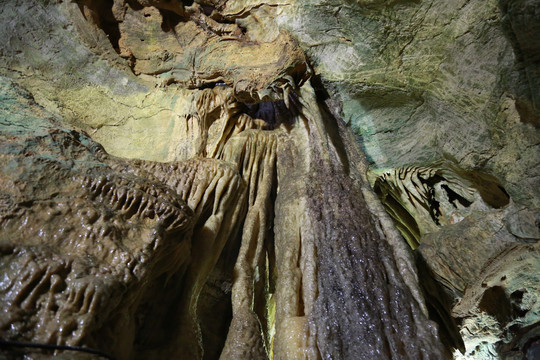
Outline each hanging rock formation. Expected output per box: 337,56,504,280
0,0,539,360
0,75,444,359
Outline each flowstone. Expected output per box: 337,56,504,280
1,1,539,359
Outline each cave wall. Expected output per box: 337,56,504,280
0,0,539,359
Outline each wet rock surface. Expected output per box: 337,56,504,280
0,77,195,359
0,1,539,359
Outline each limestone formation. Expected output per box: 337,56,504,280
373,164,511,249
0,0,539,360
373,163,539,357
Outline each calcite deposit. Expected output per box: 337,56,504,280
0,0,538,359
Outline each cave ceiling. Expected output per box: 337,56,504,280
0,0,539,359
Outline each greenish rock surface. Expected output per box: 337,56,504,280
279,0,539,209
0,0,539,359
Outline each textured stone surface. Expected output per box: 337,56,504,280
372,161,539,357
0,76,195,359
0,0,539,359
278,0,539,210
277,1,540,357
0,58,444,360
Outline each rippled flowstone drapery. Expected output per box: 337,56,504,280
0,77,446,359
0,0,539,359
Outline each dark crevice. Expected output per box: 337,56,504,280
237,23,247,35
197,207,244,360
510,289,525,301
198,261,235,360
243,98,299,130
523,336,540,360
125,0,144,11
160,9,184,32
266,164,278,295
418,174,444,225
77,0,122,53
296,231,305,317
132,269,187,350
510,289,529,317
197,82,227,90
497,323,540,358
441,184,472,208
479,286,513,326
496,185,511,206
201,4,215,17
415,254,465,354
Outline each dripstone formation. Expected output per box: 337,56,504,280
0,1,538,359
